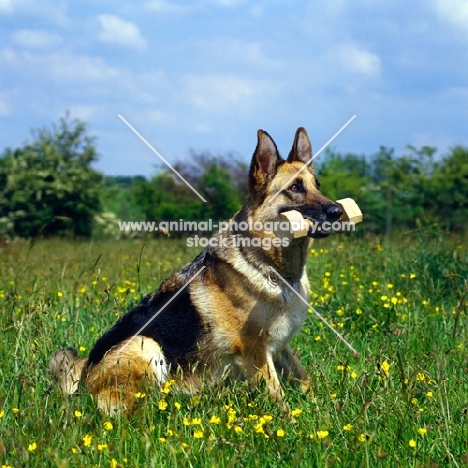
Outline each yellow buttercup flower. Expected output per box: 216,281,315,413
28,442,37,452
316,430,329,439
209,415,221,424
277,429,285,437
343,424,353,431
358,433,366,442
82,434,92,447
409,439,416,448
417,427,427,436
103,421,113,431
291,409,302,418
193,430,204,439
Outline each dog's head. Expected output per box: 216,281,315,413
248,127,343,238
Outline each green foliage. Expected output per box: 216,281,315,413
0,115,103,239
317,146,468,234
129,154,247,228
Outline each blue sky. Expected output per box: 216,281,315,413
1,0,467,175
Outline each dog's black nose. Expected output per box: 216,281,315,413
326,204,343,222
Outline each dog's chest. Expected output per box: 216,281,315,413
255,277,309,355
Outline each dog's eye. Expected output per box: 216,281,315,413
288,183,304,193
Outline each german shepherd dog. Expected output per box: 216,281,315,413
49,127,343,414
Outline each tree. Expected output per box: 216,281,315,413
0,114,103,238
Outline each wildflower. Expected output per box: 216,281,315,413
291,409,302,418
192,417,202,425
351,371,358,379
74,410,82,418
277,429,285,437
234,426,243,434
103,421,113,431
409,273,417,279
158,399,168,410
71,447,79,454
411,398,418,405
174,402,181,410
426,391,433,398
355,307,362,315
110,459,119,468
316,430,329,439
209,415,221,424
12,408,19,414
330,393,337,399
409,439,416,448
254,423,265,434
161,380,174,394
183,417,191,425
57,292,63,298
380,295,388,301
308,433,314,439
387,283,394,289
97,443,108,451
82,434,92,447
262,415,273,423
158,437,166,443
135,392,146,399
381,361,390,377
357,433,366,442
0,410,4,419
343,424,353,431
416,372,425,381
28,442,37,452
315,335,321,341
417,427,427,436
193,430,204,439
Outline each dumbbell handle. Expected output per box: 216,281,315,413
277,198,362,240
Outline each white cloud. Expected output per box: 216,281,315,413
435,0,468,29
12,29,62,50
182,74,258,113
97,14,147,49
144,0,194,14
68,104,99,121
332,43,382,77
214,0,246,7
0,48,122,83
0,0,13,14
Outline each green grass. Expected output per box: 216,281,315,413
0,231,467,467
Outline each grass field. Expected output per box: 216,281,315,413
0,231,467,467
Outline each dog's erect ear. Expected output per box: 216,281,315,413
249,130,281,191
253,130,280,175
287,127,313,165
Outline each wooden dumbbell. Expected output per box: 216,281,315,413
275,198,362,241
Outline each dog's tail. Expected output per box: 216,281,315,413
49,348,86,395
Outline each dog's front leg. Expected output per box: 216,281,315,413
241,350,289,412
275,345,310,393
